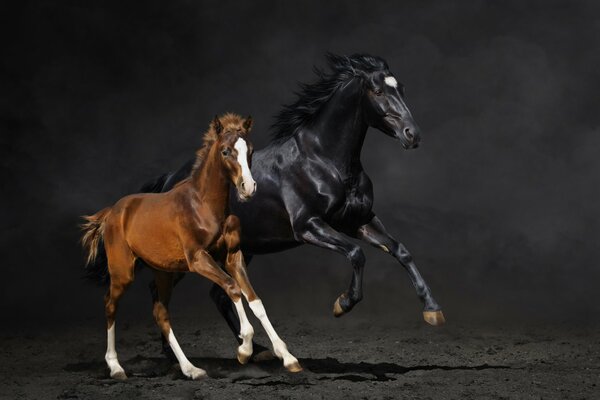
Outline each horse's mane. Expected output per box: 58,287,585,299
271,53,389,142
190,113,246,176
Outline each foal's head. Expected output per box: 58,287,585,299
210,114,257,201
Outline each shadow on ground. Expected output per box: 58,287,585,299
64,355,513,384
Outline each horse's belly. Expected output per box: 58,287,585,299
330,195,374,231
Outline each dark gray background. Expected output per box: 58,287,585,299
2,0,599,329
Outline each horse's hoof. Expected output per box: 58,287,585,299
333,293,349,317
252,349,275,362
423,310,445,326
285,361,303,373
237,348,252,365
183,366,207,380
110,370,128,380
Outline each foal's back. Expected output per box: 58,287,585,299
104,182,198,272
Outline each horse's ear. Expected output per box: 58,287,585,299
243,116,253,133
212,115,223,135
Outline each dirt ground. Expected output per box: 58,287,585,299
1,315,598,400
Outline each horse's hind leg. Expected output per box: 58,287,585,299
103,239,135,379
151,270,206,380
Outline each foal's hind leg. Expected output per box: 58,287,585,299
149,271,185,359
103,240,135,379
152,270,206,380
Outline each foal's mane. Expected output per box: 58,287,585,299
190,113,246,177
271,53,389,142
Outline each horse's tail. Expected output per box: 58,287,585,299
139,173,169,193
80,207,111,284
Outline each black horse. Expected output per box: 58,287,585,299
134,53,444,355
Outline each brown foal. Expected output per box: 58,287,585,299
81,113,301,380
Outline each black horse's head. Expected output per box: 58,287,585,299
271,53,422,150
334,54,421,149
361,71,420,149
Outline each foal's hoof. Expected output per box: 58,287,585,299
333,293,351,317
183,366,207,380
423,310,446,326
237,347,252,365
285,361,303,373
110,370,128,380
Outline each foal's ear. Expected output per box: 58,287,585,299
212,115,223,135
243,116,253,133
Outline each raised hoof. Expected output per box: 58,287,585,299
423,310,446,326
183,366,207,380
237,348,252,365
333,298,345,317
251,349,275,362
285,361,303,373
110,370,128,380
333,293,351,317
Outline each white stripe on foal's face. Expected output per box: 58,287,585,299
384,76,398,88
234,137,256,198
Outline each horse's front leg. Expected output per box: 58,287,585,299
355,215,445,326
297,217,366,317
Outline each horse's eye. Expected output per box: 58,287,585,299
374,89,383,96
222,149,231,157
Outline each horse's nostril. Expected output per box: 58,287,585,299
404,127,414,140
241,182,246,189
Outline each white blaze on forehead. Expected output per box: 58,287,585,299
384,76,398,88
234,137,254,189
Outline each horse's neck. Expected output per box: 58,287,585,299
192,145,229,218
297,79,367,175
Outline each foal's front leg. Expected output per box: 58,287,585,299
224,249,302,372
222,216,302,372
186,247,255,367
355,215,445,326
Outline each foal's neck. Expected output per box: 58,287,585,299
297,78,367,175
192,144,230,218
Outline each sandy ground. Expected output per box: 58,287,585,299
1,316,598,400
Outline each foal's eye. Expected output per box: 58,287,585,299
373,88,383,96
222,149,231,157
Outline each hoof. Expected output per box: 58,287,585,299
237,348,252,365
333,298,345,317
423,310,445,326
183,366,207,380
333,293,350,317
251,349,275,362
110,370,128,380
285,361,303,373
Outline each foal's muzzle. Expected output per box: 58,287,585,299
237,179,257,201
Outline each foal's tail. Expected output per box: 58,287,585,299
80,207,111,284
